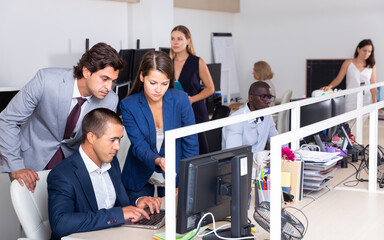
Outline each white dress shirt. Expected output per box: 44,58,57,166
222,103,278,153
79,146,116,210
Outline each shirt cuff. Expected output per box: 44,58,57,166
135,196,144,206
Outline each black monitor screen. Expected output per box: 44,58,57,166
327,96,346,140
207,63,221,92
331,96,345,116
159,47,170,55
0,90,19,113
177,145,253,238
300,99,332,128
306,59,346,97
132,48,155,82
116,49,135,85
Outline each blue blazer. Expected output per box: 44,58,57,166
120,88,199,192
47,150,130,239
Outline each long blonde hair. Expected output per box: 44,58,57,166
170,25,196,59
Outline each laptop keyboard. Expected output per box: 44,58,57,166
135,209,165,226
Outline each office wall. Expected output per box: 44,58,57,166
128,0,173,49
4,0,383,100
0,0,129,88
173,8,235,69
175,0,384,100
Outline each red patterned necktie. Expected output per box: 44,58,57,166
46,97,86,169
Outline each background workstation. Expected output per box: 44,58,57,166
1,0,384,101
1,0,384,239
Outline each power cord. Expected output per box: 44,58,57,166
188,212,254,240
342,143,384,187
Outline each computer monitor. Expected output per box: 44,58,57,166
159,47,170,55
327,96,346,139
131,48,155,81
331,96,345,116
116,49,156,85
0,90,19,113
207,63,221,92
116,49,135,85
289,99,332,151
300,99,332,128
113,82,130,116
177,145,253,239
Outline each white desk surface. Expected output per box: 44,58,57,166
63,191,261,240
64,214,259,240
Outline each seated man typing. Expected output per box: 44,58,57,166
222,81,278,152
48,108,161,239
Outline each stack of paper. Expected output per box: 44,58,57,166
295,150,341,191
303,178,331,191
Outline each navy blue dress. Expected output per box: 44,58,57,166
178,55,209,154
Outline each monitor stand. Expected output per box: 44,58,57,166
313,134,326,152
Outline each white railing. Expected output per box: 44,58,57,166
164,82,384,240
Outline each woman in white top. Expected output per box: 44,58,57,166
321,39,378,112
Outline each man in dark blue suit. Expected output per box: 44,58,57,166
47,108,161,239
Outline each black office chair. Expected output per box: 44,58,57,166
211,105,231,120
205,105,231,153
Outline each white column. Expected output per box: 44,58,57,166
128,0,174,49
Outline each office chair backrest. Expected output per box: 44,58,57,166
206,105,231,153
211,105,231,120
10,170,51,240
277,90,293,134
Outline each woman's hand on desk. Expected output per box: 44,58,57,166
320,85,332,91
122,206,150,222
137,197,162,214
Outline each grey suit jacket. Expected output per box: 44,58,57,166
0,68,118,172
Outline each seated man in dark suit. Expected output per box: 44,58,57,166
48,108,161,239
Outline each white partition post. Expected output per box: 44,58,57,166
369,104,379,192
356,91,364,144
290,102,301,150
269,138,282,240
164,131,176,240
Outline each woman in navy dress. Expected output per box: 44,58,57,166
170,25,215,154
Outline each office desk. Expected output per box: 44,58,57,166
64,190,263,240
64,215,260,240
63,225,164,240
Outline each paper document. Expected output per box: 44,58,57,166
295,150,341,162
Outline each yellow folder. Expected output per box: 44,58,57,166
281,160,303,201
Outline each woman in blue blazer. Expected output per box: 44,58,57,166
120,51,199,204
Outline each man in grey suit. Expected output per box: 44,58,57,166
0,42,124,192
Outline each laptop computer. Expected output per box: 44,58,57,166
123,209,165,230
